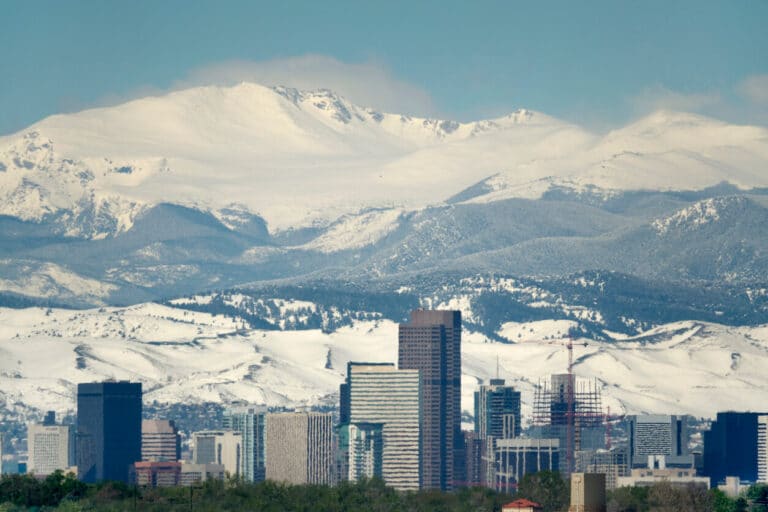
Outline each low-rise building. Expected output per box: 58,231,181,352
616,467,709,489
179,463,226,486
502,498,543,512
134,461,181,487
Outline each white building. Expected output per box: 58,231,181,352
142,420,180,462
344,362,421,491
191,430,242,477
27,424,73,476
758,415,767,483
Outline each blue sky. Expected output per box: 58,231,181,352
1,0,767,135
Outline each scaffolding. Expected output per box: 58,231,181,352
532,375,603,473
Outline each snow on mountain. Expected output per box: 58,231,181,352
1,304,766,423
651,196,747,234
297,208,403,253
3,83,765,239
0,260,117,304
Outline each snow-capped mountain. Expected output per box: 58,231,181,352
2,82,767,238
1,303,766,424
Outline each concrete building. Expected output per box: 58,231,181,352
141,420,180,462
718,476,750,498
338,423,383,482
580,448,629,491
569,473,606,512
759,415,767,483
265,412,334,485
192,430,242,477
627,415,693,468
340,362,420,490
493,438,559,493
179,463,226,486
223,404,267,482
616,466,709,489
703,411,768,485
134,461,181,487
77,381,142,483
27,421,73,476
398,309,461,490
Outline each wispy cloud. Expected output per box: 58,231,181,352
175,55,438,118
738,74,768,106
629,84,721,115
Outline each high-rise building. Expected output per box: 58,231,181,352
191,430,242,477
141,420,180,462
223,405,267,482
627,415,693,468
338,423,383,482
759,415,767,484
27,422,73,476
77,381,142,483
493,438,560,493
703,411,768,486
341,362,420,490
475,378,521,440
398,309,461,490
265,412,335,485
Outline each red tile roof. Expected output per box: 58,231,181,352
503,498,543,509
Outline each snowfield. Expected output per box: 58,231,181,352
1,83,767,236
1,305,766,424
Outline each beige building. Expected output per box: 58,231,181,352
569,473,606,512
265,412,334,485
616,467,709,489
759,415,767,483
191,430,242,477
142,420,180,462
179,462,226,486
27,424,72,476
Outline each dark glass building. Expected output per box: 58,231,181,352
703,411,768,486
398,309,461,490
77,381,142,483
474,378,522,440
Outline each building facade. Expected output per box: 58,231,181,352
141,420,180,462
398,309,461,490
265,412,335,485
223,405,267,482
77,381,142,483
338,423,383,482
569,473,606,512
493,438,560,493
341,362,420,490
192,430,242,477
703,411,768,486
27,424,73,476
475,379,521,440
134,461,181,487
757,415,767,484
627,415,692,468
179,463,226,486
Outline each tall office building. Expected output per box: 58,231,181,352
341,362,421,490
27,421,73,476
77,381,142,483
141,420,180,462
192,430,242,477
475,378,522,440
703,411,768,486
398,309,461,490
265,412,335,485
627,415,693,468
338,423,383,482
758,415,767,484
223,405,267,482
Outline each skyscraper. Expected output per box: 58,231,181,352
758,415,767,484
265,412,335,485
627,415,693,468
77,381,142,483
703,411,768,486
398,309,461,490
223,405,267,482
475,378,521,439
27,422,73,476
341,362,421,490
141,420,180,462
338,423,384,482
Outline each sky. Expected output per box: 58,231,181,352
1,0,767,135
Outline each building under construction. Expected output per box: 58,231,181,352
532,374,605,474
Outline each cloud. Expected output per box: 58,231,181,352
629,84,721,115
175,55,439,117
738,74,768,106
